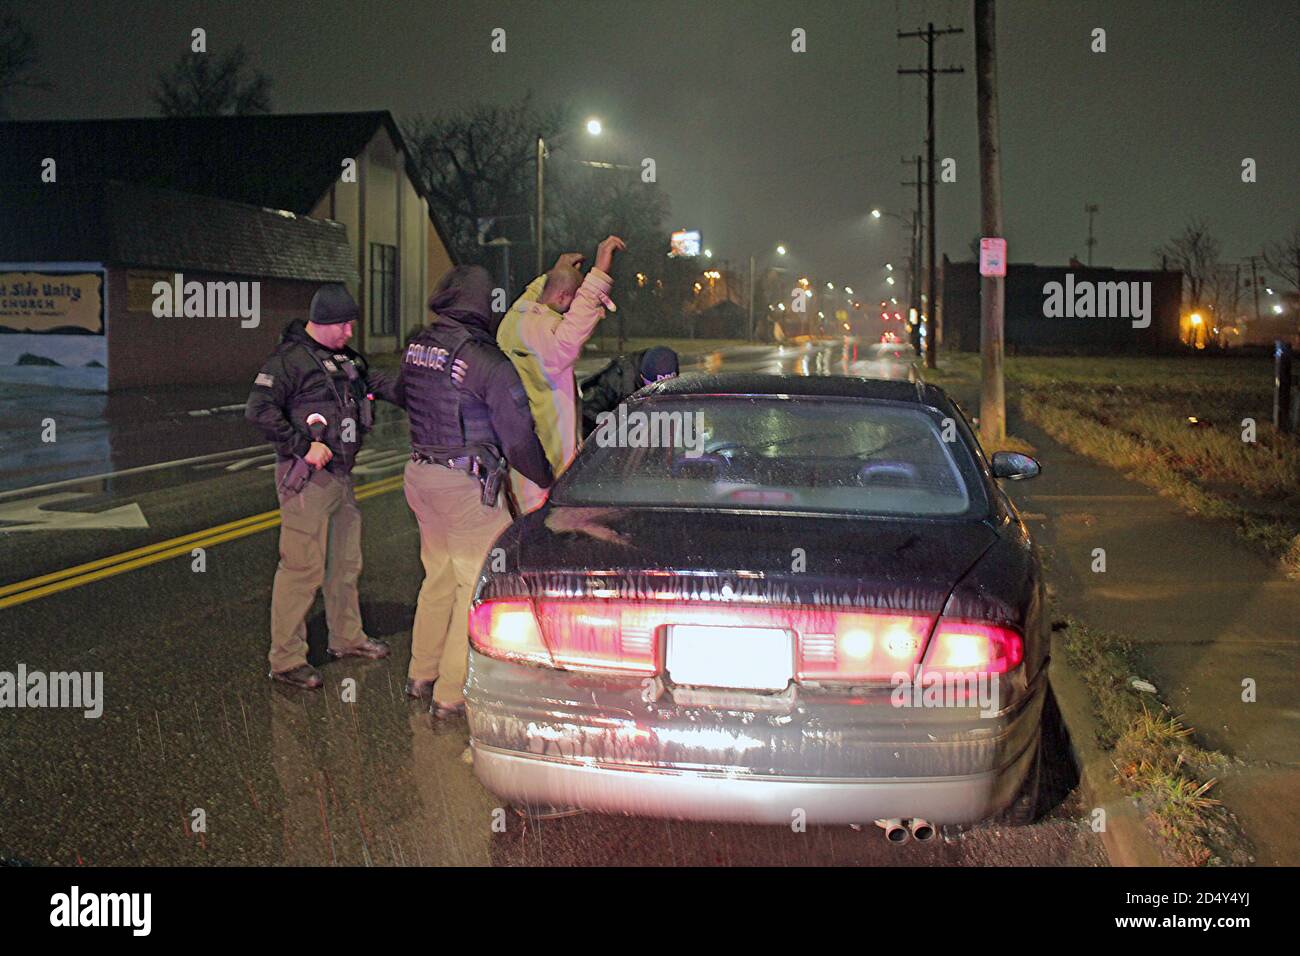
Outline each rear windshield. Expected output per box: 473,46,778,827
553,395,987,517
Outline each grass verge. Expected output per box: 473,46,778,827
924,353,1300,578
1059,615,1251,866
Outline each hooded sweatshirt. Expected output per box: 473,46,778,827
497,267,613,510
397,265,553,489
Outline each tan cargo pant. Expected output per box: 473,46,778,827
403,459,511,705
268,461,368,673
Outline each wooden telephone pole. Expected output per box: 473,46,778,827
975,0,1005,445
900,22,964,370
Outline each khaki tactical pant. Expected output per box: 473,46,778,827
403,459,511,705
268,462,368,673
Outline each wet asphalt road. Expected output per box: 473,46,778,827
0,342,1107,866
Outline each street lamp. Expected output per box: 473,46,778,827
536,120,603,274
749,244,789,342
871,208,923,358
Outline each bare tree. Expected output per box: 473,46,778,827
1208,264,1244,326
403,98,569,268
152,44,272,117
1155,219,1220,311
0,4,51,117
1262,224,1300,294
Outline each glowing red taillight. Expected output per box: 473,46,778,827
470,598,939,681
795,611,933,682
922,620,1023,674
468,600,553,667
469,599,657,673
471,600,1026,684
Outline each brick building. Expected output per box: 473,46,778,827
0,112,456,390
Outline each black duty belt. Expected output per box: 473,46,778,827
412,451,474,470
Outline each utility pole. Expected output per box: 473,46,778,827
901,155,925,355
1085,203,1100,267
975,0,1005,445
900,21,964,370
1248,255,1262,323
535,133,546,276
748,255,757,342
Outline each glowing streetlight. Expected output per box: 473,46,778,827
885,263,894,272
886,276,895,286
870,209,882,219
776,244,787,256
538,118,607,272
704,248,713,258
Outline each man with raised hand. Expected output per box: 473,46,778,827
496,235,625,511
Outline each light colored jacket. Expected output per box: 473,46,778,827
497,267,612,510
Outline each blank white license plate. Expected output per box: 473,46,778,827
666,625,793,691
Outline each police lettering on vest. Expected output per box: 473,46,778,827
405,342,450,370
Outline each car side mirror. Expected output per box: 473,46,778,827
991,451,1040,481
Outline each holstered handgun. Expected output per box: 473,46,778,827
465,443,512,514
279,457,313,496
280,414,328,497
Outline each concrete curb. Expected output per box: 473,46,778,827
1049,635,1168,867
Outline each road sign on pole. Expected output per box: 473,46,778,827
979,237,1007,277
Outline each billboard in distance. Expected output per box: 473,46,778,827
669,230,702,258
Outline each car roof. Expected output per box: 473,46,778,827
637,372,954,409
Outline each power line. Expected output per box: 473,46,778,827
898,21,964,369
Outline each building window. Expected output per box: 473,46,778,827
369,243,398,336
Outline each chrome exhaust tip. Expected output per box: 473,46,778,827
874,818,910,843
909,818,936,842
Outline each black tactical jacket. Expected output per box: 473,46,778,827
400,315,554,489
245,319,401,475
579,350,650,439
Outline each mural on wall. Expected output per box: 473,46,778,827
0,269,108,389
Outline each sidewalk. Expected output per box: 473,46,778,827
988,400,1300,865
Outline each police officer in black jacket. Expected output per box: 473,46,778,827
398,265,553,716
246,284,401,690
579,346,680,439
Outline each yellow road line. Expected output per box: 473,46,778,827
0,473,406,611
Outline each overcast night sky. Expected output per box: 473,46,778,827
10,0,1298,297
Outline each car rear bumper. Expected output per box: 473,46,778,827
472,736,1038,825
466,650,1046,825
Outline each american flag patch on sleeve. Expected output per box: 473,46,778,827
255,372,274,387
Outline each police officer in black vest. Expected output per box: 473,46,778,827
246,284,400,689
397,265,553,716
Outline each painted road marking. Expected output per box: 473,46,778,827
0,493,149,532
0,444,267,502
0,473,405,610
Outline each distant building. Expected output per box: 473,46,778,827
0,112,456,390
941,256,1183,354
